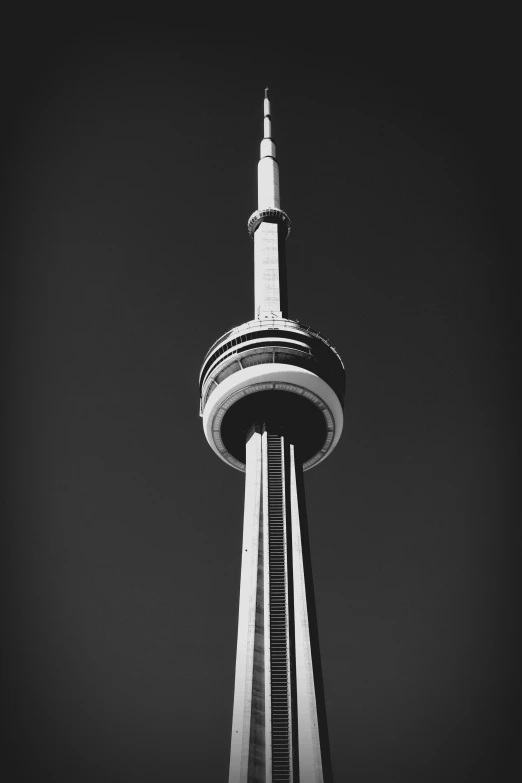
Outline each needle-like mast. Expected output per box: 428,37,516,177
250,88,289,319
258,87,280,210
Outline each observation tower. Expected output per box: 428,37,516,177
199,90,345,783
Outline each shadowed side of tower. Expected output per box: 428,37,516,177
292,458,334,782
199,90,344,783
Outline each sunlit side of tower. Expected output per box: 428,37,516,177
199,91,345,783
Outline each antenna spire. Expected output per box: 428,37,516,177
258,88,279,209
263,88,271,139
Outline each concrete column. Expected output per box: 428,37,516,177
289,445,325,783
229,430,264,783
258,157,280,210
254,222,283,319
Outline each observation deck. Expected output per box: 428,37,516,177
199,318,345,471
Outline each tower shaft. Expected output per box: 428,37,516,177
229,428,331,783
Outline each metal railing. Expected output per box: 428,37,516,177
202,318,344,368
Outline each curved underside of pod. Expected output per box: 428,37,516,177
201,363,344,471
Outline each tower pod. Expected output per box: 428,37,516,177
200,318,345,471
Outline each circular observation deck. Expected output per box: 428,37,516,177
199,318,345,471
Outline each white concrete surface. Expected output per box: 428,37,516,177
261,431,272,783
229,431,264,783
254,221,282,318
258,157,280,210
290,444,324,783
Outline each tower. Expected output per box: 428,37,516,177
199,90,345,783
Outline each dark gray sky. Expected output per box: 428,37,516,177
2,10,519,783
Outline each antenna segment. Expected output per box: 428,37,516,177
258,87,280,210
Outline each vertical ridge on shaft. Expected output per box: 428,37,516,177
229,431,264,783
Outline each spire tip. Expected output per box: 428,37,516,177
264,87,269,99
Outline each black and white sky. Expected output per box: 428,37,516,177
2,9,519,783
